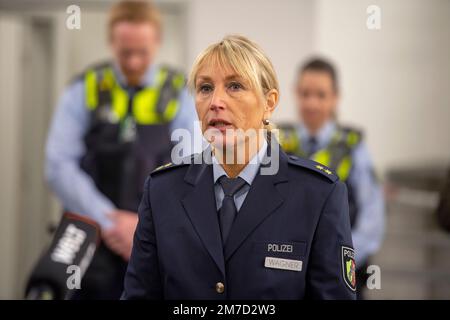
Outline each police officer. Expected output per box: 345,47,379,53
45,1,199,299
122,35,356,299
279,58,385,298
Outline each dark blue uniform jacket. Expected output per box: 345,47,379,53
122,147,356,300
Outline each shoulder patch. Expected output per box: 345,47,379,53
287,155,338,183
341,246,357,292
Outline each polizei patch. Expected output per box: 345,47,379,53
341,246,356,291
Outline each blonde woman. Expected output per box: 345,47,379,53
123,35,355,300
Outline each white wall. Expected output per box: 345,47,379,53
0,14,23,299
314,0,450,173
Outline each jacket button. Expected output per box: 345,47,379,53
215,282,225,294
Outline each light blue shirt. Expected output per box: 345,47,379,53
212,140,268,211
298,121,385,265
45,63,200,229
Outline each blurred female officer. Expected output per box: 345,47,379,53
122,35,356,300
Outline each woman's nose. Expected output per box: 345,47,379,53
210,87,226,110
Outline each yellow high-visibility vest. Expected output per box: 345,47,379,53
279,125,362,182
84,65,185,124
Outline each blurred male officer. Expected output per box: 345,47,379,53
45,0,198,299
279,58,385,299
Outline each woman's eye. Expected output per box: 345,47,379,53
228,82,243,91
198,84,213,94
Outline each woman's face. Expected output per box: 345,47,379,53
194,63,269,150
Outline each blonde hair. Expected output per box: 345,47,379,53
108,0,162,39
188,35,279,101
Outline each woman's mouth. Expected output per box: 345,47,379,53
207,119,234,132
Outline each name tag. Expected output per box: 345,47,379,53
264,257,303,272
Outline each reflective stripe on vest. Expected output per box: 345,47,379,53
84,66,183,124
85,70,98,110
279,127,301,154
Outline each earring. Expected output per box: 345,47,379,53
263,119,270,125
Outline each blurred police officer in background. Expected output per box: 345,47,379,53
279,58,385,299
45,0,198,299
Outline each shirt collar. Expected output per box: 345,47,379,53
298,120,336,149
212,139,268,186
112,62,157,88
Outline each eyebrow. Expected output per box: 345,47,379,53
196,74,244,83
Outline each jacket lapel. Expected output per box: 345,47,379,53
181,154,225,275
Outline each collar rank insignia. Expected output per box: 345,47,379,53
315,164,333,175
154,162,172,172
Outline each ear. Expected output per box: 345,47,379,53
263,89,279,119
